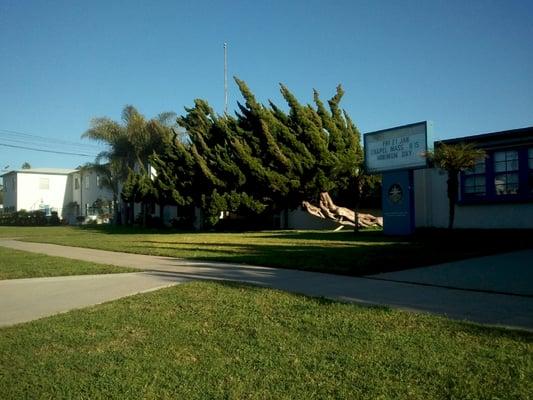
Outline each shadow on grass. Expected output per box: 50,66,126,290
127,236,530,276
153,278,533,339
14,225,533,275
76,224,533,246
76,224,193,235
76,224,395,241
210,280,533,339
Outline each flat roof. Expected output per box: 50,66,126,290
440,126,533,149
0,168,78,177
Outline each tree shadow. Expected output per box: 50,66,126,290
123,237,529,276
52,225,533,276
147,273,533,339
76,224,195,235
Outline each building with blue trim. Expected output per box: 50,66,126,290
415,126,533,229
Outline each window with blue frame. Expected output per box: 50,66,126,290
494,150,519,195
529,148,533,194
463,158,486,196
461,146,533,202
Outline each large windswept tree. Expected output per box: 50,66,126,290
152,78,365,229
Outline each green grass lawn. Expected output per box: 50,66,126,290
0,246,136,279
0,281,531,399
1,225,531,275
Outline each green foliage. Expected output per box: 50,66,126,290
1,226,532,276
0,247,135,279
0,210,58,226
1,281,532,399
425,142,486,229
120,169,137,204
49,211,61,225
152,78,365,228
201,189,268,228
83,106,176,225
427,142,486,174
83,81,367,229
21,162,31,169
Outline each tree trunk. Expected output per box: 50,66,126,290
302,192,382,228
159,203,164,223
141,202,147,228
128,202,134,225
448,197,455,230
447,172,459,229
353,177,362,233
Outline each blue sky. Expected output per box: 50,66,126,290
1,0,532,171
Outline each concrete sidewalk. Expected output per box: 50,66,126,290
370,249,533,296
0,272,187,327
1,239,532,330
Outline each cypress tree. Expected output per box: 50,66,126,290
150,78,365,229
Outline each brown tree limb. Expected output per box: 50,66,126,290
302,192,383,228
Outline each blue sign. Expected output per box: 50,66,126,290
382,170,415,235
364,121,432,236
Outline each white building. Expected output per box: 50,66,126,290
1,168,114,224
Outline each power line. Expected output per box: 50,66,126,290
0,134,102,156
0,128,103,150
0,143,98,157
0,135,89,149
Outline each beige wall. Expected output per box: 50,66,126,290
287,207,343,230
414,168,448,228
414,168,533,229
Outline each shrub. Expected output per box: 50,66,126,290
134,213,164,228
170,216,194,230
0,210,59,226
49,211,61,226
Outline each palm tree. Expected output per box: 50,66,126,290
82,105,176,225
426,142,485,229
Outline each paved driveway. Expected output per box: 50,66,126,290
0,239,532,330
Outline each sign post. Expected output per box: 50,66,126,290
364,121,432,235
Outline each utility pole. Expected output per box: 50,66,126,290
224,42,228,115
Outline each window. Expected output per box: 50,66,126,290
85,176,90,189
527,147,533,194
74,177,80,190
460,146,533,203
494,150,519,195
39,178,49,190
96,175,101,188
463,159,486,196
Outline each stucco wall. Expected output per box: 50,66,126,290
414,168,448,228
16,173,70,214
2,173,17,210
414,167,533,229
71,171,114,216
453,203,533,229
287,207,343,230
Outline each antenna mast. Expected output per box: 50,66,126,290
224,42,228,114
